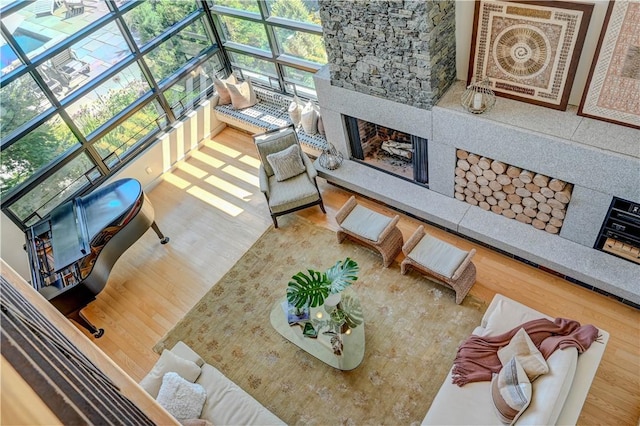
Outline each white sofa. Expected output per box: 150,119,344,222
142,341,285,425
423,294,609,425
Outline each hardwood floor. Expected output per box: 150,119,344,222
81,127,639,425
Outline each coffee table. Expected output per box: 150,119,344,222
269,289,365,370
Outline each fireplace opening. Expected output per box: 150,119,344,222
344,115,428,185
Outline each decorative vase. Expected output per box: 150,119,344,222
318,143,344,170
323,293,341,313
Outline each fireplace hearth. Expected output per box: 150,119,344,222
344,115,428,186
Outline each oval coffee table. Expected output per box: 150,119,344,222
269,290,365,371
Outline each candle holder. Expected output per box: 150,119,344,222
318,143,344,170
461,79,496,114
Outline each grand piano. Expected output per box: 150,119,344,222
24,178,169,337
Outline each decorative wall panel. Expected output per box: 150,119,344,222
468,0,593,110
578,0,640,129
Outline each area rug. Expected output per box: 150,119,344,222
155,216,486,424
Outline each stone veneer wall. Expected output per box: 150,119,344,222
318,0,457,109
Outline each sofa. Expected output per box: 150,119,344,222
140,341,285,425
423,294,609,425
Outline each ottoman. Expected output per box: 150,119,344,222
335,196,403,267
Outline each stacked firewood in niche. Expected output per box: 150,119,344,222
454,149,573,235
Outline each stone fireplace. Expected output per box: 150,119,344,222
310,1,640,306
345,116,428,185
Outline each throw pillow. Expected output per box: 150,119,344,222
491,357,532,425
213,74,237,105
227,79,257,109
266,144,306,182
288,95,303,127
156,372,207,421
139,350,202,398
301,101,318,134
498,328,549,381
317,108,325,136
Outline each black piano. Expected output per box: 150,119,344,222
24,178,169,337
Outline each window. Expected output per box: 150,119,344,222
1,0,224,229
1,0,327,230
210,0,327,94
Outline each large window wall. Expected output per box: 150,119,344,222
0,0,327,230
209,0,326,98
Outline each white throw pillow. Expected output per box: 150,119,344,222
301,101,318,134
498,328,549,381
213,74,237,105
227,79,257,109
288,95,303,127
156,372,207,420
266,144,306,182
139,349,202,398
491,357,532,425
317,107,325,136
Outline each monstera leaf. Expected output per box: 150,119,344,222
287,258,359,309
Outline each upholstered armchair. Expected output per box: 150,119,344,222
254,125,325,228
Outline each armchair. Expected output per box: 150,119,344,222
254,125,325,228
49,48,90,88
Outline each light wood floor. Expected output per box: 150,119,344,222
80,128,639,425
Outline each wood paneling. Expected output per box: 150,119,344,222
67,128,639,425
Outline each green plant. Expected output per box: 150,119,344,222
286,258,359,309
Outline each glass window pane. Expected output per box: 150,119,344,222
282,65,316,96
145,18,211,83
8,153,99,225
266,0,321,25
123,0,199,47
228,52,277,84
36,21,131,100
1,114,80,196
95,100,167,167
212,0,260,13
65,62,151,136
273,27,327,64
219,16,269,50
0,73,52,139
165,55,223,117
1,1,109,68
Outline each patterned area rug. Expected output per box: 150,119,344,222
155,216,486,424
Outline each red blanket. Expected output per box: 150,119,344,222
452,317,599,386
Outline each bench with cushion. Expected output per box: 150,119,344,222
401,225,476,304
212,85,328,154
335,196,403,267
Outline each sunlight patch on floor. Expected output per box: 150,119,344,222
176,162,208,179
163,173,191,189
186,186,244,216
221,165,259,187
204,175,253,200
238,154,260,169
190,150,226,168
205,140,242,158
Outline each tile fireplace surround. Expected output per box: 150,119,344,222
312,66,640,307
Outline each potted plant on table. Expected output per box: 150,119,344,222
287,258,363,354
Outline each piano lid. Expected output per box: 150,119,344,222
50,179,143,271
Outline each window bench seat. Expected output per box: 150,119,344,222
211,87,328,155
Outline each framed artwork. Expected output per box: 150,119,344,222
468,0,594,111
578,0,640,129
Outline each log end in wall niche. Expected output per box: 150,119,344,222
454,149,572,235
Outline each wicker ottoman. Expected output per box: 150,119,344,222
401,225,476,304
335,196,403,267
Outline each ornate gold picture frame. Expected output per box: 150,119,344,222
468,0,593,111
578,0,640,129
